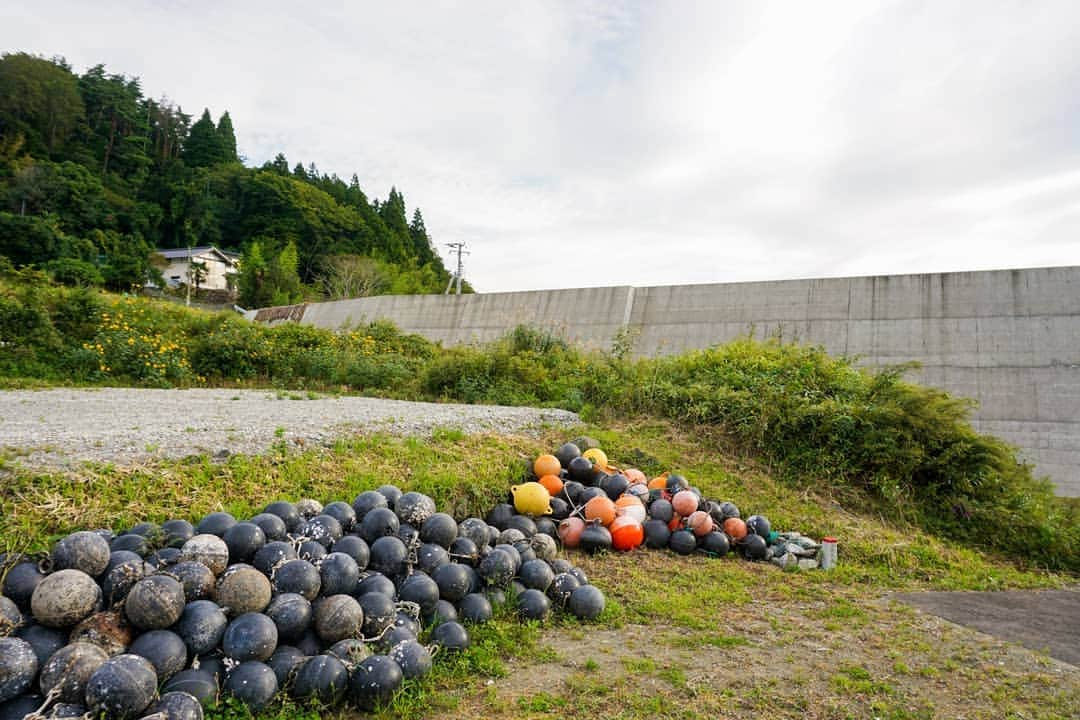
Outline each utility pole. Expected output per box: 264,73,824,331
444,242,469,295
185,245,192,307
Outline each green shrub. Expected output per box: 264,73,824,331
188,316,271,380
45,258,104,287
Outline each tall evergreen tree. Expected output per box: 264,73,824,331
216,111,237,162
409,208,435,266
183,108,223,168
377,187,409,262
265,153,289,175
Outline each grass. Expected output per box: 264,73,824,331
1,421,1076,719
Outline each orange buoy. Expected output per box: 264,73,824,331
533,454,561,478
672,490,699,517
688,510,714,537
538,474,564,497
648,472,669,491
723,517,748,541
624,468,646,484
610,516,644,551
558,517,585,548
614,495,646,523
668,515,683,532
584,496,616,527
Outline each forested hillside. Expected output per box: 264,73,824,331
0,52,459,305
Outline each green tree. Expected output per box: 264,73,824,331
317,254,387,298
377,187,409,262
264,153,289,175
409,207,447,271
269,240,303,305
238,240,270,308
188,259,208,293
0,53,84,157
217,111,237,162
78,65,151,182
183,109,224,168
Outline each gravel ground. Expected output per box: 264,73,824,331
0,388,579,468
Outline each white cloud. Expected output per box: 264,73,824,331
3,0,1079,291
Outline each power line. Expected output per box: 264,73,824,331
444,242,470,295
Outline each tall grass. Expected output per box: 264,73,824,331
1,274,1076,571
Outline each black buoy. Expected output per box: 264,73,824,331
291,654,349,705
568,584,606,620
249,513,288,542
456,593,493,624
740,533,768,561
368,536,408,577
668,529,697,555
52,531,111,577
148,691,204,720
420,512,458,548
398,573,440,616
272,559,321,601
195,511,237,537
0,637,38,703
161,668,218,709
3,561,45,610
124,575,186,630
176,599,228,656
352,491,388,522
323,501,357,532
395,492,436,526
347,654,403,710
222,522,266,564
516,588,551,621
170,561,216,603
264,501,303,533
85,653,158,719
129,629,188,681
357,592,396,637
431,621,470,652
389,639,432,679
643,519,671,549
478,548,515,587
700,531,731,557
223,661,278,711
222,612,278,662
313,594,363,643
319,552,360,597
331,536,370,570
304,514,344,548
268,645,306,686
360,507,400,544
548,573,581,606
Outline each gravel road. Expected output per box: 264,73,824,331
0,388,579,468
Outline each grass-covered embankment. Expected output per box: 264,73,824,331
2,274,1076,573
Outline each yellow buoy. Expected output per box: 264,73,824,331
511,482,553,516
582,447,608,469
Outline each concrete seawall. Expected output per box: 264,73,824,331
247,266,1080,496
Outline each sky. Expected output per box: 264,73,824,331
4,1,1080,292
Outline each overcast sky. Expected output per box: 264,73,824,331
4,1,1080,292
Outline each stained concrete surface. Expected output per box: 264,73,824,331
893,588,1080,666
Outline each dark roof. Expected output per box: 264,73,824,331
156,246,237,264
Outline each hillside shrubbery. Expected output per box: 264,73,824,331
1,275,1076,572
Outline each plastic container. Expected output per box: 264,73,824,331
819,536,838,570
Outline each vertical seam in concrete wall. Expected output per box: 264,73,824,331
622,286,635,328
